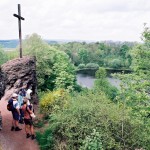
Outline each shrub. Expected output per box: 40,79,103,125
95,67,107,79
78,64,86,69
109,59,122,69
39,89,69,116
94,67,118,100
41,90,144,150
79,129,104,150
85,63,99,69
0,47,8,65
94,79,118,100
5,49,18,60
36,129,54,150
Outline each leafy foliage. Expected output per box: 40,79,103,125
95,67,107,79
22,33,76,91
39,90,146,150
36,128,54,150
52,53,76,90
80,129,104,150
114,25,150,149
85,63,99,70
108,58,123,68
6,49,18,60
94,79,118,100
55,41,135,69
0,47,8,65
40,89,68,115
78,63,86,69
94,67,118,100
37,26,150,149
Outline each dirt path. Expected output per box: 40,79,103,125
0,98,39,150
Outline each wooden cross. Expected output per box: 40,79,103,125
13,4,25,58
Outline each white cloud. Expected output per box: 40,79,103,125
0,0,150,41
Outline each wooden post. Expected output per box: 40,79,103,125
13,4,25,58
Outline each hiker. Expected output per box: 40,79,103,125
20,85,27,97
8,93,22,131
18,85,27,124
25,86,35,113
26,86,33,105
21,97,36,140
18,92,24,124
0,111,2,130
18,83,28,123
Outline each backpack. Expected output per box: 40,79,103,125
26,105,36,118
19,88,26,97
7,99,15,111
28,104,34,113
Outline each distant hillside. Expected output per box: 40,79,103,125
0,40,59,48
0,40,19,48
0,39,76,48
0,39,138,49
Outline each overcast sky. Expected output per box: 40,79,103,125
0,0,150,41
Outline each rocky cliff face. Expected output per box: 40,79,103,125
0,56,38,103
0,68,6,99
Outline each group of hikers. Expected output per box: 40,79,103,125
0,83,36,140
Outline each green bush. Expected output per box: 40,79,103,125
36,129,54,150
80,129,104,150
40,89,69,116
39,90,144,150
78,64,86,69
94,78,118,100
85,63,99,69
5,49,18,60
22,33,76,91
0,47,8,65
95,67,107,79
109,59,123,69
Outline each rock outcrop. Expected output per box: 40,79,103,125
0,56,38,104
0,68,6,99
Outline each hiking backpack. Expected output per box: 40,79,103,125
7,99,15,111
26,105,36,118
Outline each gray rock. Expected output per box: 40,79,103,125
0,68,6,99
0,56,38,103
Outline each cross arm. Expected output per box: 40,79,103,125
13,14,25,20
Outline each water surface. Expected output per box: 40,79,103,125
77,73,121,89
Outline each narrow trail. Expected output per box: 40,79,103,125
0,98,39,150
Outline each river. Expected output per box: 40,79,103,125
77,73,121,89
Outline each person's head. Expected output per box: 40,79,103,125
22,83,27,89
23,97,28,104
12,93,18,99
29,84,33,90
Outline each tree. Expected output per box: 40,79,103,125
85,63,99,69
78,48,89,64
109,58,123,69
23,33,76,91
120,44,129,59
114,25,150,149
52,51,76,90
95,67,106,79
94,67,118,100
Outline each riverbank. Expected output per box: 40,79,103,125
77,68,132,76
